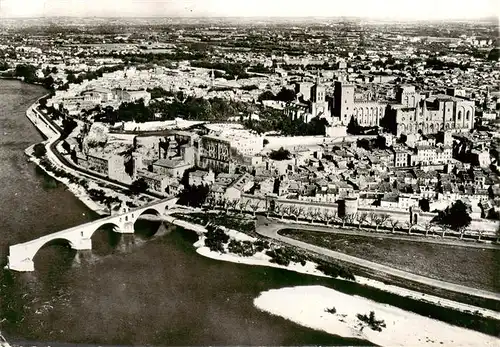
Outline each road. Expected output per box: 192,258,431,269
255,216,500,302
31,106,164,200
266,217,500,250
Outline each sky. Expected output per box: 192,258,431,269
0,0,498,20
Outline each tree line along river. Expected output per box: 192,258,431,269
0,79,497,346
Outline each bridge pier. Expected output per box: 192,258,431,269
73,249,95,267
71,238,92,250
120,222,135,234
6,257,35,272
117,234,136,252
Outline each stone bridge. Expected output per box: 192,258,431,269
6,198,178,272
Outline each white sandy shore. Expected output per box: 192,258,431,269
253,285,499,347
194,227,500,321
25,105,156,216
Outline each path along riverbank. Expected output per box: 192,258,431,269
255,216,500,302
24,98,160,216
176,217,500,346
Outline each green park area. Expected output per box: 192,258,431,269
279,230,500,293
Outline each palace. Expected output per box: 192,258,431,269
333,81,387,127
385,86,475,136
284,72,332,123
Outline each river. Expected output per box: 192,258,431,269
0,79,370,345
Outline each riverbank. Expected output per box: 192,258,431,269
254,285,499,347
191,223,500,321
24,100,156,217
280,228,500,293
24,102,108,216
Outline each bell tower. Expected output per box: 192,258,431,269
311,70,325,103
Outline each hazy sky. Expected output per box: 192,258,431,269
0,0,498,19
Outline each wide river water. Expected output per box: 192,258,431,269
0,79,370,345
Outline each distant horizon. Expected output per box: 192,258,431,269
0,0,498,21
0,15,498,23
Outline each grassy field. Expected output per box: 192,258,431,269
279,230,500,294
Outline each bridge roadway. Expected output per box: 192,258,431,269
255,216,500,302
6,198,178,272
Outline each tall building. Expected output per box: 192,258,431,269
285,72,331,123
310,72,330,120
386,85,475,136
333,81,386,126
199,131,263,173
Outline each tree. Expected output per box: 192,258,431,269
258,90,276,102
311,208,321,223
250,201,261,216
423,222,433,237
357,212,368,229
274,204,283,219
275,87,296,102
269,147,291,161
328,210,339,226
368,213,378,231
33,143,46,158
378,214,391,231
61,117,78,139
487,47,500,61
70,149,78,164
432,200,472,238
371,213,389,232
238,199,250,214
14,64,37,83
347,116,361,135
322,210,332,225
340,214,350,228
292,206,304,222
226,199,238,213
129,178,148,195
419,198,430,212
389,219,399,234
62,141,71,154
43,75,54,89
177,184,209,207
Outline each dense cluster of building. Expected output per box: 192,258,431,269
2,18,499,230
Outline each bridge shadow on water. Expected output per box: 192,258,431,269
0,216,169,342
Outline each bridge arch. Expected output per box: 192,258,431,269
88,221,122,239
31,237,77,270
89,221,124,255
132,208,162,223
133,208,163,239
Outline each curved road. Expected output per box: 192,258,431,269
255,216,500,302
266,218,500,250
31,105,164,200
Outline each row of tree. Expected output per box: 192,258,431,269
64,64,125,87
190,60,250,80
258,87,296,103
95,95,259,124
201,198,475,238
244,109,328,136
